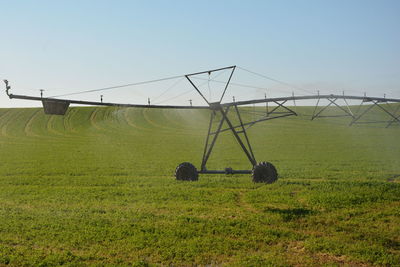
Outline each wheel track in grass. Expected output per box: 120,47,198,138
115,107,178,142
89,107,104,131
124,108,153,132
142,108,190,135
75,107,99,134
44,107,134,141
0,109,61,144
115,107,142,132
123,108,149,132
70,107,87,134
147,108,193,133
178,108,210,128
161,109,188,130
2,109,26,138
117,107,173,137
122,108,136,129
116,108,160,138
161,109,202,135
163,109,209,135
46,114,83,140
233,190,260,214
86,107,139,139
0,109,11,125
0,109,16,136
90,107,131,135
109,107,130,131
63,108,79,134
46,114,67,137
56,107,99,138
0,110,12,135
99,107,135,135
142,108,169,131
124,107,179,135
107,107,126,132
24,109,68,141
23,109,43,138
22,108,89,143
60,107,97,141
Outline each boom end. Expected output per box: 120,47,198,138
3,80,11,97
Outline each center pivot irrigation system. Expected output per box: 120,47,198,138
4,66,400,183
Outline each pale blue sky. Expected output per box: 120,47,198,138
1,0,399,107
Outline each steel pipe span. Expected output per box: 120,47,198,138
7,93,400,110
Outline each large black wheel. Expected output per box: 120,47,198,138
175,162,199,181
252,162,278,183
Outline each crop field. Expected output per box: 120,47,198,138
0,105,399,266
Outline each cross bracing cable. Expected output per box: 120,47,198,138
155,69,230,105
41,65,372,105
153,89,194,105
151,77,185,103
46,66,311,101
49,75,184,98
237,66,315,95
191,77,269,91
191,77,299,96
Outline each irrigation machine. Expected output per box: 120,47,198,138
4,66,400,183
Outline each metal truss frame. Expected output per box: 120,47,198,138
350,98,400,128
184,66,299,174
196,101,297,174
311,94,354,120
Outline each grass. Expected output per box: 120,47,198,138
0,105,399,266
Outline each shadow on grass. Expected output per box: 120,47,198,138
264,207,314,221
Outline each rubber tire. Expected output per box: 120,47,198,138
252,162,278,183
175,162,199,181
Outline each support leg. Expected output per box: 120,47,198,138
219,106,257,166
311,98,336,120
200,107,230,171
234,105,256,161
373,101,400,126
311,97,321,120
349,102,376,126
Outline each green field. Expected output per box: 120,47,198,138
0,105,399,266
